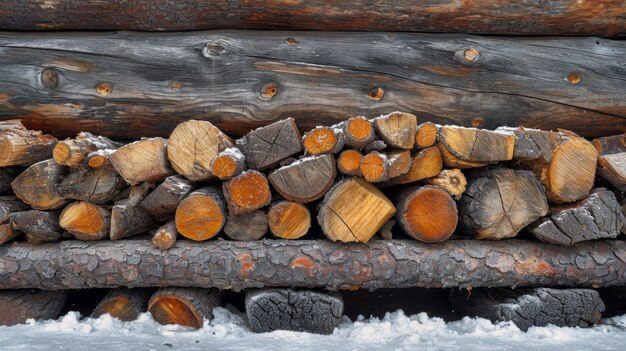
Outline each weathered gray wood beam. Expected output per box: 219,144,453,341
0,31,625,139
0,239,624,291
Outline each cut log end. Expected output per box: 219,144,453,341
148,288,222,329
210,148,246,180
544,137,598,203
91,288,152,322
303,127,338,155
415,122,438,149
11,159,69,210
175,187,225,241
424,169,468,197
224,170,271,215
373,111,417,149
0,121,57,167
152,220,177,250
110,137,174,185
344,117,375,149
60,201,111,240
268,201,311,239
380,146,442,186
223,210,268,241
439,126,515,162
360,152,389,183
395,185,458,242
269,155,336,203
237,118,302,170
337,149,363,176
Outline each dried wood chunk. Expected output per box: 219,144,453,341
373,111,416,149
167,120,234,181
337,149,363,176
360,151,390,183
438,143,487,169
268,155,336,203
267,201,311,239
139,175,194,221
302,126,341,155
0,196,29,223
317,177,396,243
110,183,156,240
10,210,62,243
175,187,226,241
0,223,19,245
459,168,548,240
439,125,515,162
223,210,268,241
152,220,177,250
56,167,126,204
0,120,57,167
528,188,626,245
343,117,376,150
424,169,467,197
53,132,121,167
415,122,438,149
109,137,174,185
60,201,111,241
92,288,152,322
395,185,458,242
148,288,222,329
380,146,442,187
11,159,69,210
236,118,302,170
210,147,246,180
592,133,626,156
223,170,272,215
597,153,626,191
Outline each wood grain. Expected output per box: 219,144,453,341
0,31,624,139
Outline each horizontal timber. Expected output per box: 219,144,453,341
0,239,624,291
0,31,625,139
0,1,624,36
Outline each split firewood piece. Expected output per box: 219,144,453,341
395,185,458,242
59,201,111,241
0,120,57,167
139,175,194,221
372,111,417,149
449,288,604,331
175,187,226,241
268,155,336,203
167,120,234,181
10,210,62,243
152,220,177,250
53,132,121,167
365,140,387,152
0,196,29,223
223,170,271,215
597,153,626,191
148,288,222,329
56,167,126,204
223,210,267,241
439,125,515,162
267,201,311,239
379,146,442,187
424,169,467,198
210,148,246,180
386,150,412,178
11,159,69,210
246,288,344,334
503,127,598,203
92,288,152,322
236,118,302,170
360,151,390,183
110,183,156,240
0,223,19,245
438,143,487,169
459,168,548,240
302,126,343,155
592,133,625,156
109,137,174,185
86,149,115,169
337,149,363,176
415,122,438,149
0,167,21,195
317,177,396,243
528,188,625,246
0,290,69,326
343,117,376,150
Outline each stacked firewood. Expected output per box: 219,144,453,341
0,114,624,248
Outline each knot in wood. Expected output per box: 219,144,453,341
203,42,225,58
285,37,298,45
95,83,112,96
368,87,384,100
470,117,484,127
40,68,59,89
260,83,278,100
463,48,479,62
169,81,182,91
567,72,581,84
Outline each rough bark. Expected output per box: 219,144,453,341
379,146,442,187
10,210,62,243
1,32,624,140
395,185,458,243
592,133,625,156
91,288,152,321
53,132,120,167
459,168,548,240
372,112,416,150
11,159,69,210
415,122,438,149
449,288,604,331
424,169,467,198
0,167,21,195
148,288,222,329
151,220,177,251
246,288,343,334
236,118,302,170
1,239,625,290
317,177,396,243
109,138,174,185
60,201,111,241
0,196,29,223
210,147,247,180
56,167,126,204
0,120,57,167
1,1,625,36
167,120,234,181
175,187,226,241
528,188,626,246
337,150,363,177
269,154,336,203
110,183,156,240
223,170,272,216
139,175,194,221
267,201,311,240
0,289,69,326
438,126,515,162
223,210,268,241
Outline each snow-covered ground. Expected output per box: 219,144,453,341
1,307,625,351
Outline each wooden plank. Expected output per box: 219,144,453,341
0,1,624,36
0,239,624,291
0,31,624,139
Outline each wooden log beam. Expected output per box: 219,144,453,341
0,239,625,291
0,31,624,139
0,1,623,36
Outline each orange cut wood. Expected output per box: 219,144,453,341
267,201,311,239
395,185,457,242
175,187,226,241
223,170,272,215
337,149,363,176
302,127,338,155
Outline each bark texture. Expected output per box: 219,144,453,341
0,239,624,291
0,289,69,326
